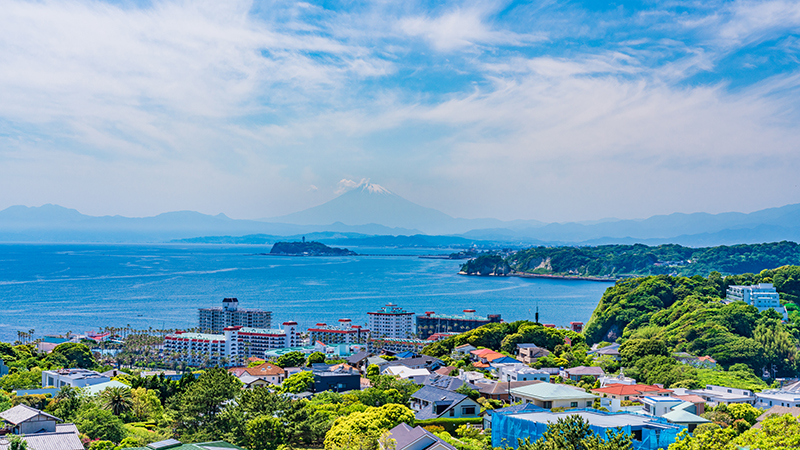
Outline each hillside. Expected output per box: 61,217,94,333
582,265,800,377
460,241,800,277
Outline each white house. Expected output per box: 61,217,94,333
509,383,597,409
41,368,110,389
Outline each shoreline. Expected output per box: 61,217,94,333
458,271,617,282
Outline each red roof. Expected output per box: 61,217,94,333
697,356,717,363
592,384,671,396
229,362,285,377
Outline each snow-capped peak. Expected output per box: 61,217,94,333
337,178,393,195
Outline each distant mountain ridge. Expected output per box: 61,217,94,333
2,193,800,246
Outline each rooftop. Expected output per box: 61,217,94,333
369,303,414,315
591,384,671,397
510,383,597,401
43,368,107,381
0,405,61,425
511,409,678,429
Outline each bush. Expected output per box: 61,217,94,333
415,418,483,434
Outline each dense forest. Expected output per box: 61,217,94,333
460,241,800,277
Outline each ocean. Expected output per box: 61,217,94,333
0,244,612,342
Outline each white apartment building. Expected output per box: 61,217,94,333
165,322,298,366
198,297,272,333
368,303,415,339
726,283,786,318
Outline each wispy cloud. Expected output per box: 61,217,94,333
1,0,799,221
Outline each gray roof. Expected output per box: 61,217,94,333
0,423,82,450
516,344,543,349
411,386,472,420
566,366,605,376
385,423,457,450
0,405,61,425
346,351,369,365
396,356,443,368
416,374,475,391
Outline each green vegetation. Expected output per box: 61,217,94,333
462,242,800,277
423,321,582,358
669,411,800,450
269,241,356,256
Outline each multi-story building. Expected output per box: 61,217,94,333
416,310,501,339
164,322,298,366
368,303,415,338
726,283,786,318
308,319,370,345
198,297,272,333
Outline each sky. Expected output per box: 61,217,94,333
1,0,800,223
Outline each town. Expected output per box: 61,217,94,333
1,275,799,450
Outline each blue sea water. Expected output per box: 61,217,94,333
0,244,612,342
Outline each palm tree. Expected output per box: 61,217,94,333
101,386,133,416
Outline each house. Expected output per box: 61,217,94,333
409,386,482,420
395,356,444,371
496,364,550,383
364,356,392,374
639,397,710,432
125,439,246,450
41,368,111,388
598,373,637,387
591,384,671,401
754,383,800,408
415,373,476,392
312,365,361,393
140,370,186,381
228,362,286,386
0,359,7,377
346,350,369,369
588,343,620,360
516,344,550,364
478,380,543,402
695,356,717,369
0,405,83,450
454,344,477,356
509,383,597,409
82,380,132,396
384,366,431,382
482,403,542,430
673,385,756,406
380,423,457,450
752,406,800,429
561,366,605,382
435,366,457,376
489,356,522,365
491,408,685,450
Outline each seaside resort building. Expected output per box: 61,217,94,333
199,297,272,333
368,337,430,355
308,319,370,345
165,322,298,366
725,283,786,319
416,309,501,339
368,303,415,339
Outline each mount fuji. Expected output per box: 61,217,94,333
268,181,519,235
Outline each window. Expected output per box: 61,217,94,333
543,401,552,409
462,406,476,415
449,409,454,417
570,402,578,408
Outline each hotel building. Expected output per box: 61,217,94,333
368,303,415,339
726,283,786,318
416,309,501,339
165,322,298,366
198,297,272,333
308,319,370,345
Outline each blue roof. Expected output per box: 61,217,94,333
491,356,522,364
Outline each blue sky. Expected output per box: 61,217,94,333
1,0,799,222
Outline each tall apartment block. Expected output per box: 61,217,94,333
367,303,415,339
416,309,501,339
198,297,272,333
164,322,298,366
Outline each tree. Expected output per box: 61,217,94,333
173,367,242,440
307,352,326,366
275,351,307,368
130,387,163,421
101,386,133,416
246,415,286,450
366,364,380,379
324,404,415,450
726,403,760,426
75,406,127,443
619,339,668,367
280,371,315,394
455,384,480,401
52,343,95,369
7,435,28,450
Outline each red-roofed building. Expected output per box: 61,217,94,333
308,319,370,345
591,384,672,401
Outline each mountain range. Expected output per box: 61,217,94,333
1,181,800,246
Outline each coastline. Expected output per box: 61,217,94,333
458,271,617,282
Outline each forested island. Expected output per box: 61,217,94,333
460,241,800,278
268,241,357,256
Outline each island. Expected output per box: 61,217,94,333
268,241,357,256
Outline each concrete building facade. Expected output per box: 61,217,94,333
368,303,415,339
308,319,370,345
416,309,501,339
198,297,272,333
726,283,786,318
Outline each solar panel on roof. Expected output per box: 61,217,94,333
148,438,182,449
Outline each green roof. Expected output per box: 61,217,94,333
662,409,711,424
509,383,597,401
